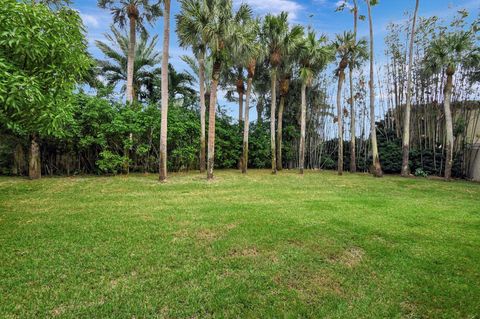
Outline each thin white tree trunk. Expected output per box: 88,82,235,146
242,76,253,174
299,82,307,174
444,72,454,180
401,0,419,177
366,0,383,177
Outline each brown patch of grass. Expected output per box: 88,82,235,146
228,247,259,257
329,247,365,268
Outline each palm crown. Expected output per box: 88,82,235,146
95,26,161,101
98,0,162,33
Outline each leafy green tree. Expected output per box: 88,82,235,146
0,0,90,178
261,12,303,173
95,26,162,102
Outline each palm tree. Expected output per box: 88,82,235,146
349,0,358,173
262,12,303,173
365,0,383,177
95,26,161,102
159,0,170,182
203,0,252,179
276,69,291,171
424,31,475,180
238,19,263,174
298,31,330,174
98,0,162,104
176,0,210,173
333,32,367,175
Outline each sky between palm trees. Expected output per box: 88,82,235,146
76,0,479,119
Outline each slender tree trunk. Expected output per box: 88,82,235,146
126,12,136,103
299,82,307,174
277,95,284,171
401,0,419,177
198,53,206,173
125,11,137,175
270,70,277,174
337,70,345,175
349,0,358,173
242,74,254,174
159,0,170,182
366,0,383,177
29,134,41,179
444,71,454,180
207,61,221,180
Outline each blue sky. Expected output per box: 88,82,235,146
74,0,480,119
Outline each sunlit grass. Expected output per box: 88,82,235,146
1,170,479,318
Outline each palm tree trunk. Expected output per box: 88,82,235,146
242,75,253,174
337,70,345,175
350,0,358,173
125,12,137,175
207,61,221,180
270,71,277,174
159,0,170,182
366,0,382,177
444,71,454,180
349,66,356,173
401,0,419,177
198,53,206,173
299,82,307,174
29,134,41,179
276,95,284,171
126,14,136,103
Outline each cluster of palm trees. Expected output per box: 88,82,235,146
96,0,478,181
175,0,384,180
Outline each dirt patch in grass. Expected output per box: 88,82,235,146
329,247,365,268
279,269,344,299
228,247,259,257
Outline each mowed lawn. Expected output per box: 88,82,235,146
0,170,479,318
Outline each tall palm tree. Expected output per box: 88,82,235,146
298,31,330,174
401,0,419,177
349,0,359,173
262,12,303,173
424,31,475,180
95,26,161,102
238,19,263,174
365,0,383,177
203,0,252,179
159,0,170,182
333,31,367,175
176,0,210,173
98,0,162,104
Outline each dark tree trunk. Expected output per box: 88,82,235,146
29,134,41,179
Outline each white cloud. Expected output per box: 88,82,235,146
235,0,303,20
80,13,100,28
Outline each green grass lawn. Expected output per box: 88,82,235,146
1,170,479,318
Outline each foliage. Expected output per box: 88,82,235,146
96,150,127,174
0,0,90,136
414,167,428,177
